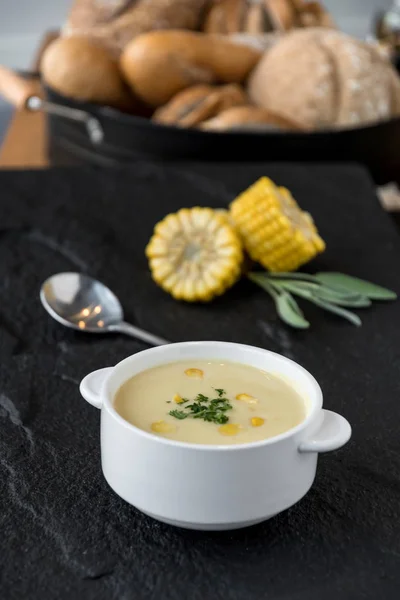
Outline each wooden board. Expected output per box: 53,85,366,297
0,31,58,169
0,79,48,169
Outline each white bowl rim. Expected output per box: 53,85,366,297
103,341,323,452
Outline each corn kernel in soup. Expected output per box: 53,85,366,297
113,360,306,446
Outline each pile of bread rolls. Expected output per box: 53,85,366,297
41,0,400,132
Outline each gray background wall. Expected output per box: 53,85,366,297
0,0,71,69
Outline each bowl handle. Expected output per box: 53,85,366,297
299,409,351,453
79,367,113,409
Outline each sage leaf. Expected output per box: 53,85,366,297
276,292,310,329
316,272,397,301
286,293,310,325
248,274,309,329
266,275,368,306
275,281,314,299
248,273,279,297
265,272,319,283
312,286,371,307
308,296,362,327
269,279,320,291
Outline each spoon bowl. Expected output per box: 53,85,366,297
41,272,168,346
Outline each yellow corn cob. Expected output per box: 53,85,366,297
230,177,325,272
146,207,243,302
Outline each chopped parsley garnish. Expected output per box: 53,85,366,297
169,410,188,420
196,393,209,403
169,390,232,425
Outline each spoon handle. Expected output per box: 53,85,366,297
113,321,169,346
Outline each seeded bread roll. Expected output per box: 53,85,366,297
248,28,400,129
64,0,208,56
121,30,262,107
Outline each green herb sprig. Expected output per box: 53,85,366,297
169,389,232,425
249,271,397,330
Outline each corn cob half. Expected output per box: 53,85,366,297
146,207,243,302
230,177,325,272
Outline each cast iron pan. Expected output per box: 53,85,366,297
1,66,399,183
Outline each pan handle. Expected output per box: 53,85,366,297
0,64,104,145
0,65,40,109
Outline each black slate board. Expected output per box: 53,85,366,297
1,164,400,600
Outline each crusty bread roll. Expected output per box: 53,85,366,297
66,0,133,28
121,30,262,107
297,1,336,28
203,0,246,34
322,31,398,126
266,0,297,30
204,0,269,34
228,32,281,52
153,83,248,126
225,31,282,54
200,105,304,130
245,3,269,34
202,0,335,35
64,0,208,56
41,37,137,111
202,0,299,35
248,28,400,129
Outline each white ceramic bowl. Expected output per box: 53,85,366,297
80,341,351,530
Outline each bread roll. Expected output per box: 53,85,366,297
265,0,296,30
202,1,335,35
203,0,247,34
153,83,248,126
41,37,136,111
64,0,208,56
200,105,304,130
66,0,133,27
297,1,336,29
121,31,262,106
245,3,270,35
203,0,297,35
228,32,281,52
321,31,399,126
248,28,400,129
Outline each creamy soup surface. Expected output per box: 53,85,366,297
114,360,306,446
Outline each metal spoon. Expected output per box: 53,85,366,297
40,272,168,346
